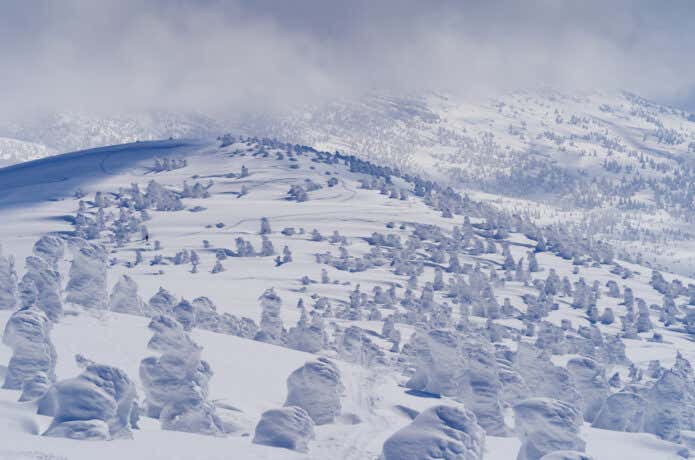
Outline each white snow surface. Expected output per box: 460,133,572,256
0,138,692,459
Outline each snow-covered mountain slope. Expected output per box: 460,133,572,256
4,90,695,274
0,137,694,459
0,111,220,165
0,137,54,168
231,91,695,275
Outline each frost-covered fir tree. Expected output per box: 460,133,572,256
433,267,444,291
406,329,508,436
211,260,224,273
256,288,285,344
109,275,145,315
2,303,57,401
65,240,108,310
19,255,63,322
145,287,177,317
0,244,18,310
139,315,224,436
260,217,272,235
282,246,293,263
635,300,652,333
260,236,275,256
43,361,138,440
284,359,343,425
33,235,65,269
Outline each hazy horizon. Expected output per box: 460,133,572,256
1,0,694,120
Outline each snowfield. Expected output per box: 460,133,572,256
0,137,693,459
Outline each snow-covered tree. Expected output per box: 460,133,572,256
260,217,272,235
260,236,275,256
65,240,108,310
284,358,343,425
43,361,138,440
109,275,145,315
256,288,285,344
139,315,224,436
282,246,293,263
0,244,18,310
2,304,57,401
19,255,63,322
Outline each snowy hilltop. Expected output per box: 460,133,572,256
5,90,695,277
0,136,695,459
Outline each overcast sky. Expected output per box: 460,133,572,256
1,0,694,117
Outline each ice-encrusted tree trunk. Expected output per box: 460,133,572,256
0,244,18,310
65,240,108,310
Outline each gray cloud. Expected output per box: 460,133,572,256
1,0,694,120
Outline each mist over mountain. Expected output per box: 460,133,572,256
2,2,695,460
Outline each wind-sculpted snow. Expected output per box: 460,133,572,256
284,358,343,425
382,405,485,460
2,306,56,398
253,406,315,452
513,398,586,460
43,362,138,440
